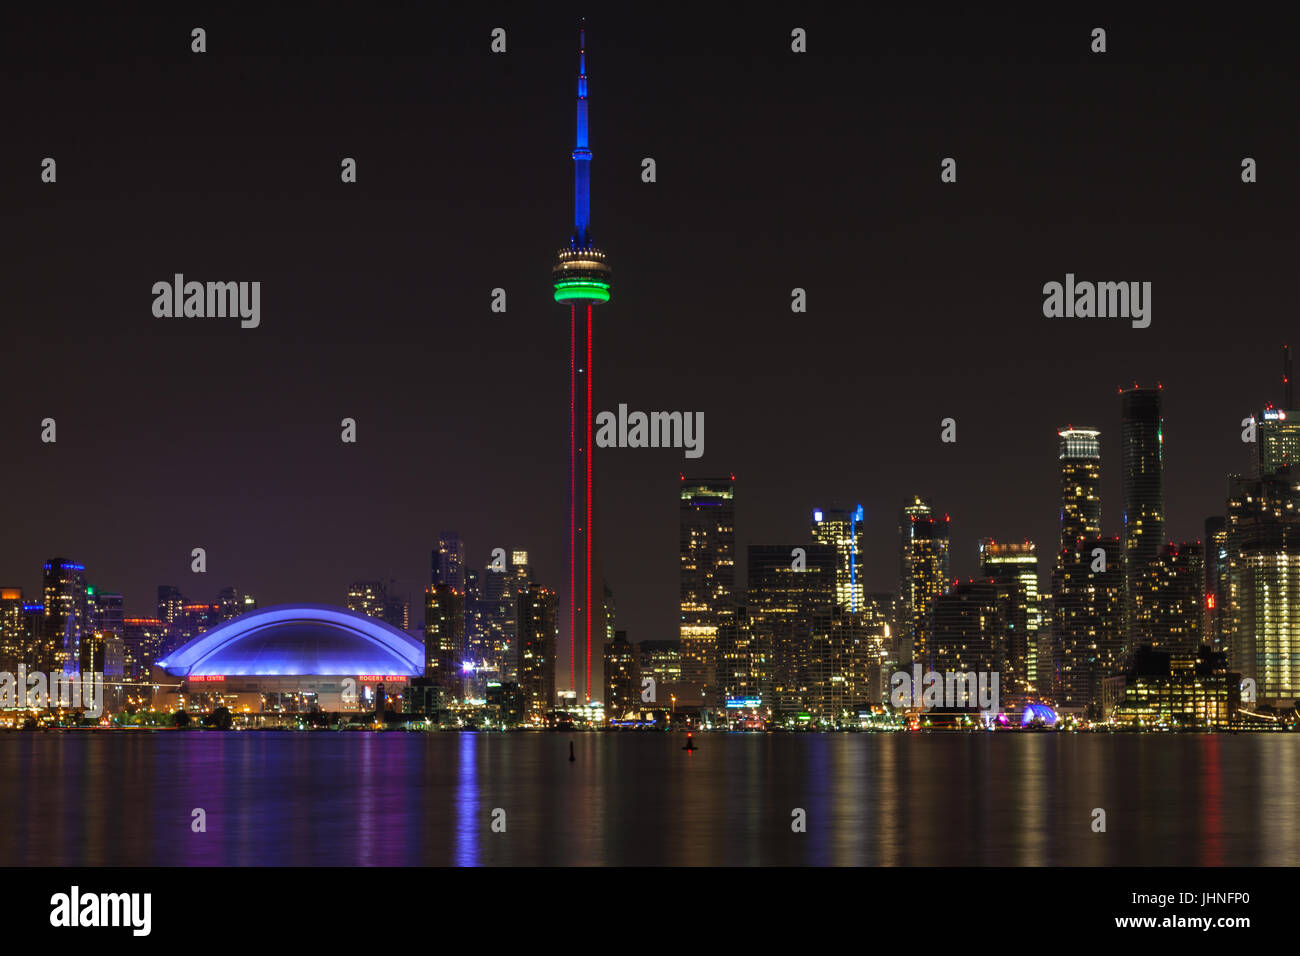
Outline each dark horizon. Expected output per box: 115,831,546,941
4,6,1297,653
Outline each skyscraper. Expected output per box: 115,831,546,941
1150,541,1204,656
433,533,466,591
478,550,530,680
346,581,387,620
979,539,1040,695
1225,469,1300,704
156,585,184,627
1053,536,1124,714
1203,516,1229,652
519,584,558,722
1120,385,1165,649
425,582,465,704
604,630,640,718
44,558,87,675
679,477,736,708
1058,426,1102,553
1256,346,1300,477
747,543,837,719
932,580,1003,677
553,21,612,706
899,496,950,671
0,589,23,675
811,504,865,612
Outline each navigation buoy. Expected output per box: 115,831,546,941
683,732,697,752
569,740,575,762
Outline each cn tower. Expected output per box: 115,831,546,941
552,20,611,707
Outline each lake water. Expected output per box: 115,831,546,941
1,731,1296,866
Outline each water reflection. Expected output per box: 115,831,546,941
0,732,1296,866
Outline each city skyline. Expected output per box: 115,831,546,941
4,8,1296,651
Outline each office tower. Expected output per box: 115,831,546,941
1053,536,1124,715
1256,346,1300,477
433,533,466,590
20,603,43,670
383,582,410,632
83,586,123,679
679,477,736,709
1110,646,1240,728
464,568,486,662
122,618,167,684
604,630,640,718
0,589,23,674
425,583,465,703
747,543,837,719
1225,469,1300,704
214,587,243,622
602,581,617,687
1150,542,1204,656
1204,517,1229,652
156,585,184,626
811,504,865,612
932,580,1004,677
479,551,529,680
553,22,612,707
44,558,87,675
346,581,387,620
899,496,950,671
807,605,877,725
858,593,895,703
519,584,558,721
719,605,767,709
1058,427,1102,552
87,587,124,639
979,539,1040,695
638,641,685,705
1120,385,1166,649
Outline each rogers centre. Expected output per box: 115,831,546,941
152,604,423,714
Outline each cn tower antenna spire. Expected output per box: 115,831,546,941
572,19,592,251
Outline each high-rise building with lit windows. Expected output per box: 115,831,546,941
1256,346,1300,477
811,504,865,612
1058,427,1102,552
1204,516,1229,652
933,580,1003,676
604,630,640,718
748,543,836,718
679,477,736,708
346,581,387,620
0,588,24,674
979,539,1040,694
1053,536,1124,714
43,558,87,675
1120,386,1165,648
519,584,558,720
425,582,465,703
1225,468,1300,704
899,496,950,671
1150,541,1204,656
433,533,466,591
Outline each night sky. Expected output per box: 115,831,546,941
4,6,1297,661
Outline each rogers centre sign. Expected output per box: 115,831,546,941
357,675,408,683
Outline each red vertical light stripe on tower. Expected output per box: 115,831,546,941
569,304,576,693
586,303,593,702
